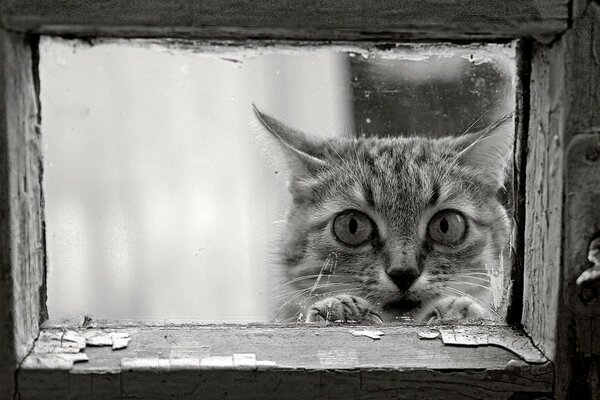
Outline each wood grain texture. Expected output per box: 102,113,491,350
0,0,569,40
561,5,600,396
567,134,600,354
506,40,533,326
522,36,565,362
0,29,45,400
17,325,553,400
524,1,600,398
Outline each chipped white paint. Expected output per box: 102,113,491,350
317,349,359,367
112,338,130,350
504,359,531,369
233,353,256,368
21,352,89,370
158,358,170,369
349,329,385,340
19,325,554,399
121,357,160,370
169,345,211,359
56,352,88,363
200,356,234,368
111,333,131,350
123,356,203,371
256,360,277,367
21,355,75,370
169,357,201,369
85,335,113,346
417,330,440,340
61,331,87,349
84,331,131,349
121,354,275,371
35,330,86,353
438,327,547,363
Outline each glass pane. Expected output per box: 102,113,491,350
41,38,515,324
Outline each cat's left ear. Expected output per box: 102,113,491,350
252,105,327,176
452,114,514,189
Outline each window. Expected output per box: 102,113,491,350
2,1,596,399
41,39,516,324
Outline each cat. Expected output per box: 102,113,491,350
254,105,512,324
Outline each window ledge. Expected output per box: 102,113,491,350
17,324,552,399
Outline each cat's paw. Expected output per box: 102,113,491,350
420,296,488,324
305,295,383,324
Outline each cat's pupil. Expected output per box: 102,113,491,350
440,218,449,233
349,218,358,234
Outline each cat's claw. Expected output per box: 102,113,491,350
305,294,383,324
420,296,488,324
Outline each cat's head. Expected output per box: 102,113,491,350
254,106,513,320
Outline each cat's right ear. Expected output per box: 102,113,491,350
252,105,327,177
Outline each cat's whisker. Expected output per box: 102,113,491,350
446,280,492,291
269,288,315,320
449,275,491,284
266,285,317,302
319,287,363,296
437,111,513,185
363,288,392,304
269,282,360,320
326,141,364,190
352,142,370,185
308,252,341,297
266,292,310,306
456,268,490,273
450,130,510,166
442,114,513,179
439,103,502,163
269,281,357,302
458,101,498,138
275,272,356,290
270,285,365,321
275,274,324,289
441,286,501,318
455,273,491,278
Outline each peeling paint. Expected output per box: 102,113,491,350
438,327,547,363
84,331,131,349
24,329,134,370
317,349,359,367
417,330,440,340
349,329,385,340
200,355,234,368
45,36,515,72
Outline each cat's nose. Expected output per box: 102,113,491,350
387,268,419,292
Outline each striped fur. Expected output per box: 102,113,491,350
255,108,513,323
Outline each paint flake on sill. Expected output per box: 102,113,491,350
417,330,440,340
349,329,385,340
24,329,133,370
85,331,131,349
437,326,547,364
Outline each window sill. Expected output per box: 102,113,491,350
17,324,552,399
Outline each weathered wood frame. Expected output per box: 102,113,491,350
1,0,598,398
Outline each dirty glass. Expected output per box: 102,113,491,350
41,38,516,324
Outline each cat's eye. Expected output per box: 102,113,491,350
333,210,376,247
428,210,467,246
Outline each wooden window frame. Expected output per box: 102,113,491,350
1,1,599,398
